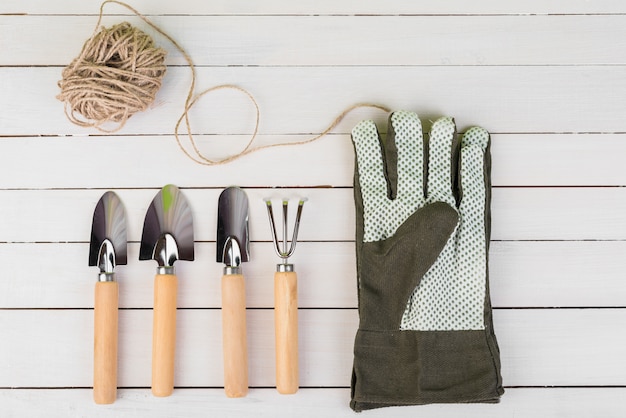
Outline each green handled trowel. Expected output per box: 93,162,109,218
140,184,195,397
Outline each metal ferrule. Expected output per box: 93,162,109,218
98,272,116,282
157,266,175,275
277,264,294,273
224,266,242,275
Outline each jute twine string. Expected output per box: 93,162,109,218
57,0,390,165
57,20,167,132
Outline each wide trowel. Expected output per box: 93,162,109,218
139,184,194,397
89,191,127,404
217,186,250,398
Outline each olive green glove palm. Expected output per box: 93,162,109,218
350,110,503,411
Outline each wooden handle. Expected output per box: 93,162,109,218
93,281,118,404
274,271,299,394
152,274,178,397
221,273,248,398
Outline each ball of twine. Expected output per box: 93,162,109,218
57,21,167,132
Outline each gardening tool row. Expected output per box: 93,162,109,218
89,185,305,404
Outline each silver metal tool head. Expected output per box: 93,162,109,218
264,197,306,268
217,186,250,267
139,184,195,267
89,191,127,275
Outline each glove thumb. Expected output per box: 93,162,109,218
358,201,459,329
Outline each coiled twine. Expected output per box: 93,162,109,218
57,22,167,132
55,1,390,164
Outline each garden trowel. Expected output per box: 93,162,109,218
89,191,127,404
217,186,250,398
140,184,194,397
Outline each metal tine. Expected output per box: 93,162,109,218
264,197,307,263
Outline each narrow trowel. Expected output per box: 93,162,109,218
217,186,250,398
89,191,127,404
139,184,194,397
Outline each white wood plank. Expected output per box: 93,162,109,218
0,188,625,243
1,309,625,388
489,241,626,308
0,134,356,189
4,15,626,66
495,309,626,386
490,134,626,187
0,309,357,388
2,66,625,136
1,133,625,189
3,241,626,309
0,242,358,309
2,388,626,418
4,0,626,15
0,188,356,243
491,187,626,240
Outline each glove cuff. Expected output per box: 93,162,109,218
350,328,503,412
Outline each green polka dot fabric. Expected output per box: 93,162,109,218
352,111,489,331
352,111,425,242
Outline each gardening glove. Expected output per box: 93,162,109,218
350,110,503,411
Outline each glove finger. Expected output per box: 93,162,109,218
456,127,490,330
387,111,426,208
459,126,489,230
352,120,389,232
426,117,457,206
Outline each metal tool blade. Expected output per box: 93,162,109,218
89,191,127,273
139,184,195,265
217,187,250,266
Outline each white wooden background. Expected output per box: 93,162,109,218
2,0,626,416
